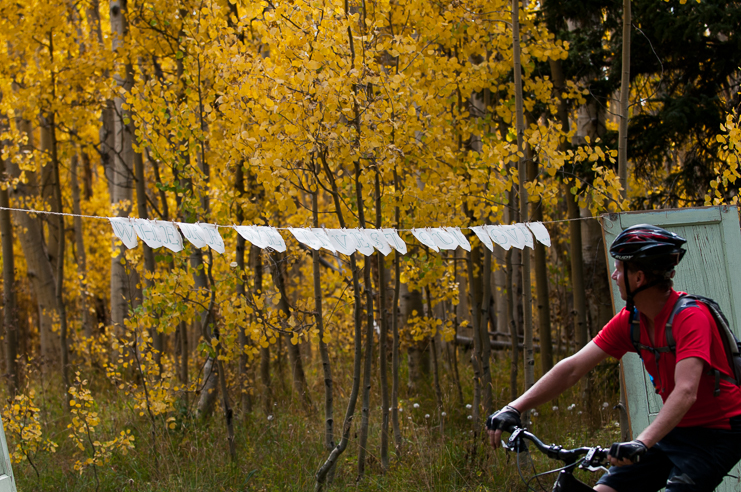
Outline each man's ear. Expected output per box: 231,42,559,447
634,269,646,287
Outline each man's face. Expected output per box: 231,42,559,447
611,260,632,301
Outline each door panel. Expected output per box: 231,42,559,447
0,412,15,492
602,206,741,491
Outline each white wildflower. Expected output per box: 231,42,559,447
441,412,447,417
413,403,420,409
552,406,558,411
267,415,274,421
466,404,472,409
230,261,238,268
425,414,430,419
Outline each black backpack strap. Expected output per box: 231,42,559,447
667,294,738,396
631,307,672,356
630,307,642,356
664,296,694,353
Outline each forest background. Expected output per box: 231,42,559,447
0,0,739,490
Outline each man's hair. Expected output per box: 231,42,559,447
624,261,673,292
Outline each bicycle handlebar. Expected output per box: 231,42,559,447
504,427,610,468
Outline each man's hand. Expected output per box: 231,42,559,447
608,439,647,466
486,405,522,449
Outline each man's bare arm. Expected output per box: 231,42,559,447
489,341,609,448
636,356,703,448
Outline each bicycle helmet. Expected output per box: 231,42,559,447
610,224,687,310
609,224,686,272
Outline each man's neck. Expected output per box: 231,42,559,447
635,288,673,320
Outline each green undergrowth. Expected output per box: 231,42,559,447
9,353,621,491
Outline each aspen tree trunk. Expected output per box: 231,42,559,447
39,126,60,274
400,283,425,392
375,170,390,471
315,153,364,490
466,246,483,429
450,251,465,405
528,145,553,374
260,346,272,414
7,159,57,367
87,0,116,200
269,252,313,412
252,248,272,414
426,290,444,425
356,161,375,481
234,162,252,415
479,248,494,415
618,0,631,200
70,154,92,338
110,0,139,331
133,139,161,373
492,245,509,347
197,356,219,420
178,320,188,389
569,197,588,350
47,109,70,410
207,252,236,460
16,116,59,367
391,170,402,455
0,141,19,396
512,0,534,398
311,190,334,461
235,230,250,415
506,249,519,402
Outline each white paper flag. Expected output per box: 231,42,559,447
470,226,494,252
133,219,164,249
411,229,440,252
485,225,512,250
233,225,270,249
429,228,458,250
444,227,471,252
348,229,375,256
109,218,138,249
177,223,208,249
527,222,551,247
326,229,358,255
501,225,526,249
381,229,407,254
198,224,225,254
153,221,183,252
256,226,287,252
310,228,337,253
514,223,534,249
363,229,392,256
288,228,323,251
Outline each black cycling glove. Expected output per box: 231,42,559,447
485,405,522,433
609,439,648,463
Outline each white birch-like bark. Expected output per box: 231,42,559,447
109,0,139,330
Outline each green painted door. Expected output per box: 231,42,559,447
0,413,15,492
602,205,741,491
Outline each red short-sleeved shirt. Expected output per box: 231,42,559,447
593,290,741,429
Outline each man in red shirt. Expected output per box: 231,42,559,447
487,224,741,492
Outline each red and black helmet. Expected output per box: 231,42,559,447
609,224,686,271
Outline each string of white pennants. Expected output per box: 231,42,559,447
108,218,552,256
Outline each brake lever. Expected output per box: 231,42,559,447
580,446,609,473
504,427,528,453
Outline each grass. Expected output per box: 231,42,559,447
9,352,621,491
